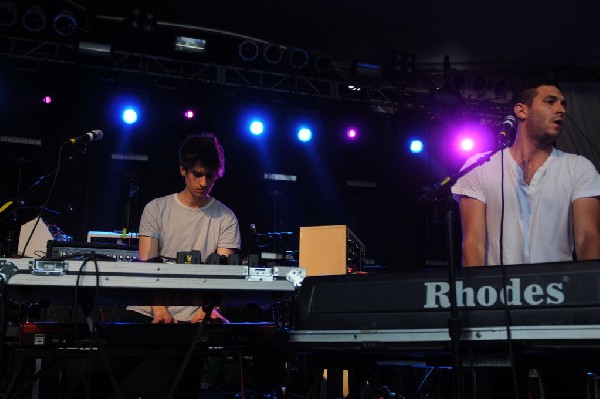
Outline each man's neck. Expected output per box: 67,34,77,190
509,136,553,184
177,190,211,208
510,134,553,163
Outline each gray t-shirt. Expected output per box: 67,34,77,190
127,193,241,321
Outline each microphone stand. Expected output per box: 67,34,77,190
123,174,139,239
0,147,86,256
420,144,506,399
0,148,85,223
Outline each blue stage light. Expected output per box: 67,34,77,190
122,108,138,124
410,140,424,154
297,127,312,142
249,120,264,135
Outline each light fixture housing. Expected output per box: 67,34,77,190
53,9,78,37
22,5,46,33
174,36,206,54
0,1,18,28
78,41,112,56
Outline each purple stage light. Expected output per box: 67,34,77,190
453,121,495,157
184,110,194,119
42,96,52,104
460,138,474,152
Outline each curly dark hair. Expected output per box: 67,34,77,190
178,132,225,177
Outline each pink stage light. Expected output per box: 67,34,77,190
184,110,194,119
42,96,52,104
460,138,474,152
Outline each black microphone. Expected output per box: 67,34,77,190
498,115,516,147
66,130,104,145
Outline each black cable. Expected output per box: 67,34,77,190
72,254,122,399
499,148,519,399
20,142,67,257
410,367,434,399
166,306,214,399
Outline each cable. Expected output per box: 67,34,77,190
20,142,67,257
410,367,434,399
166,307,213,399
498,148,519,399
237,347,246,399
72,254,122,399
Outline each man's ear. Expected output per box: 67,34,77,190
180,166,186,177
513,103,527,120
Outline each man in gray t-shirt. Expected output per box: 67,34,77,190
127,132,241,323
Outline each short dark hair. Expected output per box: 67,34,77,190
511,79,561,109
178,133,225,177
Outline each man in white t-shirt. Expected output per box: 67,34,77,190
451,80,600,398
127,132,241,323
452,80,600,267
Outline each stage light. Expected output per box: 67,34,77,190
471,75,488,92
297,128,312,142
53,9,77,37
22,5,46,33
249,121,264,135
410,140,424,154
42,96,52,104
346,128,358,140
238,40,259,62
314,55,333,74
263,44,283,65
288,48,309,70
0,1,18,28
389,51,416,84
353,61,382,79
450,74,467,91
453,122,494,157
78,41,111,56
184,110,194,119
127,7,156,33
460,138,474,152
493,79,509,96
122,108,138,124
175,36,206,54
142,10,156,33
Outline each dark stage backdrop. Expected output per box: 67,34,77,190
0,66,456,270
4,67,598,270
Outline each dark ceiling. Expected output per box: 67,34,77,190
3,0,600,118
85,0,600,71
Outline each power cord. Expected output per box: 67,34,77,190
499,148,519,399
20,142,67,257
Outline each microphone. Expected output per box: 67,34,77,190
66,130,103,145
249,223,260,250
498,115,516,148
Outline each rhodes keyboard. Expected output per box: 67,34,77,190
290,259,600,355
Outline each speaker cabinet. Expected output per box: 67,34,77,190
299,225,364,276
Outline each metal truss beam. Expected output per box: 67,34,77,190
0,34,543,120
0,35,435,110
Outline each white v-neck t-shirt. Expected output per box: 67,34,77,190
452,148,600,265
